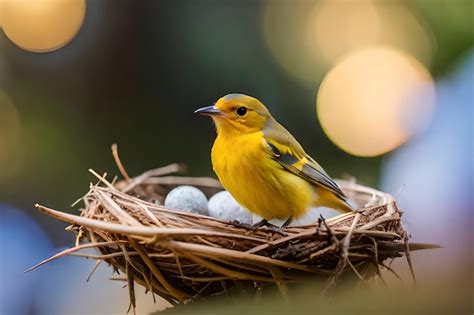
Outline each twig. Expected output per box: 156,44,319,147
121,164,185,193
381,262,403,282
95,189,142,226
35,204,266,242
401,221,417,286
346,258,364,280
162,240,333,275
112,144,131,181
142,176,222,188
269,267,289,301
129,238,189,303
86,260,102,282
181,251,275,283
125,260,136,314
321,212,361,294
88,169,115,190
25,241,126,272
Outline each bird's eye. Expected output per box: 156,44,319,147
236,106,247,116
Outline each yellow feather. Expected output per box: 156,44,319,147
212,131,313,219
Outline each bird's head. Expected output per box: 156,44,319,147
195,94,271,134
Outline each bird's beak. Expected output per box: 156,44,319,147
194,105,221,116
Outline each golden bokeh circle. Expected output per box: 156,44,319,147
1,0,86,52
317,46,435,157
306,0,381,65
262,0,434,84
262,1,319,85
305,0,434,67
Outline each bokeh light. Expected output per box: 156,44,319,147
0,91,23,182
306,0,380,65
263,0,435,84
1,0,86,52
374,1,435,66
262,1,317,85
317,46,435,157
306,0,435,67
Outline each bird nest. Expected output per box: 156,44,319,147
31,146,428,309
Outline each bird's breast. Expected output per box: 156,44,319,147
211,132,313,219
211,132,266,188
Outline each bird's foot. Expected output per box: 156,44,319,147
251,219,288,235
252,219,271,228
282,216,293,227
229,220,253,229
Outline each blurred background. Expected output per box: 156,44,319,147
0,0,472,314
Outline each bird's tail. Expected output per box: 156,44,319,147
334,197,355,213
314,188,354,213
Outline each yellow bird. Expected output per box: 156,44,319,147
195,94,353,223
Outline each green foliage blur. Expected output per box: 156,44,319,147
157,268,472,315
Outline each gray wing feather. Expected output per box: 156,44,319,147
264,132,347,201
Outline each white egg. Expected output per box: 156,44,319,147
208,191,252,224
164,186,208,215
290,207,341,226
252,207,341,227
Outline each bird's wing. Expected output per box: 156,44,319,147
263,119,347,201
